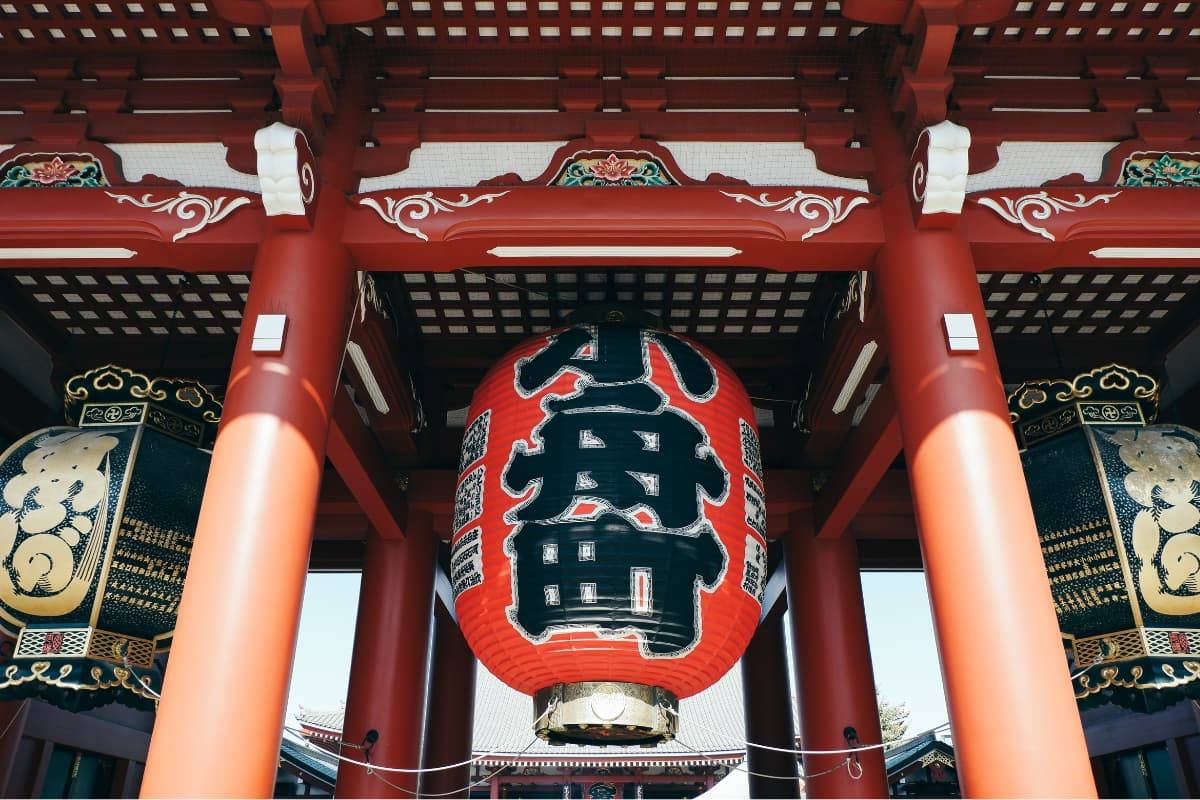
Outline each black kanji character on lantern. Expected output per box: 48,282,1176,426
505,408,726,529
508,515,725,656
516,324,717,401
503,323,729,656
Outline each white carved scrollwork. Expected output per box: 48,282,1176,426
913,120,971,216
359,191,510,242
254,121,316,217
720,190,870,241
976,191,1121,242
105,191,253,242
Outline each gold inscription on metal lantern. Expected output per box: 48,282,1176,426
0,431,120,616
1104,429,1200,616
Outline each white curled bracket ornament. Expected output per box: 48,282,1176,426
254,121,317,226
720,190,870,241
359,191,510,242
911,120,971,226
105,191,253,242
976,191,1121,242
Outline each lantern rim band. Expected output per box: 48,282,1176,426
533,681,679,747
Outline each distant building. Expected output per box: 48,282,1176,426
285,667,752,799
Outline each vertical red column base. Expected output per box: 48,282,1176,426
741,606,802,799
786,529,888,799
419,603,478,798
337,516,439,798
140,224,356,798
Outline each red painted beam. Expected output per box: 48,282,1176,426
327,384,407,540
0,187,263,272
1,182,1195,276
815,380,902,540
964,186,1200,271
346,185,882,272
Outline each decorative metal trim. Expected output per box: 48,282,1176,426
918,751,956,769
63,364,221,445
720,190,870,241
1007,364,1158,449
0,660,160,707
105,191,253,242
1072,627,1200,665
14,626,155,669
359,191,509,241
975,191,1120,241
1075,659,1200,702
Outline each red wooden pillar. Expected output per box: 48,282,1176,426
139,51,369,799
858,55,1096,799
873,196,1096,796
337,516,439,798
418,601,478,798
139,205,357,798
786,529,888,798
740,605,801,799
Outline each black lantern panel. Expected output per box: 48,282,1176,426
0,365,218,711
1010,364,1200,712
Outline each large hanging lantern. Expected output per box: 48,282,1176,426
451,317,767,744
0,365,219,711
1009,364,1200,712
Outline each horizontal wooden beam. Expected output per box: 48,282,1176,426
327,385,407,540
801,277,885,464
346,185,882,271
3,184,1197,277
815,380,902,539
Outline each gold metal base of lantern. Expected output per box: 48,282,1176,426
533,682,678,746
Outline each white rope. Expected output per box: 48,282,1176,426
280,706,551,775
121,653,162,700
282,725,533,775
675,737,830,783
1069,655,1105,681
362,738,541,798
666,706,950,756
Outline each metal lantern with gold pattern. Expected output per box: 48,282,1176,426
1009,364,1200,712
0,365,219,711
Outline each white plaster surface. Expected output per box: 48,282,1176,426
356,140,870,190
966,141,1120,192
358,142,568,191
664,141,869,190
108,142,260,192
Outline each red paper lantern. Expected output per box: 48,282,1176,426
451,320,767,743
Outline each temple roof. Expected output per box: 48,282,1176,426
294,662,756,768
883,732,955,777
279,735,339,791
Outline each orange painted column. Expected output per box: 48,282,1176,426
139,214,357,797
139,51,369,798
419,602,478,798
740,604,801,799
785,528,888,798
336,516,439,798
872,194,1096,797
859,65,1096,797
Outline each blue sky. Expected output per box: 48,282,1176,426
284,570,949,738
